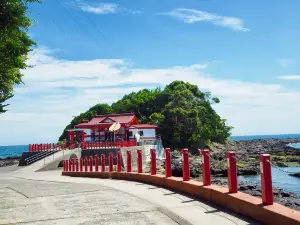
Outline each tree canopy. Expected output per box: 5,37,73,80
0,0,39,113
59,81,233,150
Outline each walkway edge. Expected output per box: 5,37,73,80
62,171,300,225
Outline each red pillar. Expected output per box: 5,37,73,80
226,151,238,193
80,158,83,172
75,159,79,172
68,159,72,171
165,148,172,177
72,159,75,172
95,155,99,172
201,149,211,186
89,156,93,172
65,160,69,172
84,157,88,172
117,151,122,172
137,149,143,173
260,154,273,205
182,148,190,181
151,149,157,175
109,153,113,172
101,154,106,172
126,151,132,172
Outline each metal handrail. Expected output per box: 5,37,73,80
25,150,57,165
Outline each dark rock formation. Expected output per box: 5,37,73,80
0,156,21,167
289,172,300,178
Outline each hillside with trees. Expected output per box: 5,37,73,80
59,81,233,150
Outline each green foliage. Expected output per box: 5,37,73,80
0,0,39,113
59,81,233,150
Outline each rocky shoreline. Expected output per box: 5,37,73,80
211,179,300,210
0,156,21,167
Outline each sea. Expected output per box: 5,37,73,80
1,134,300,194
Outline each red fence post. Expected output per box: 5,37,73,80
126,151,132,172
260,154,273,205
137,149,143,173
165,148,172,177
84,157,88,172
65,160,69,172
89,156,93,172
117,151,122,172
72,159,75,172
201,149,211,186
68,159,72,171
151,149,157,175
182,148,190,181
95,155,99,172
227,151,238,193
75,159,79,172
101,154,105,172
63,160,66,171
80,158,83,172
109,153,113,172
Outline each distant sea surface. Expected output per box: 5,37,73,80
231,134,300,141
0,145,27,158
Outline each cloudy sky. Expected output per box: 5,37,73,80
1,0,300,145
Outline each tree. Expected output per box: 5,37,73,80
0,0,39,113
59,81,233,151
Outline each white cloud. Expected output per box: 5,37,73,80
278,75,300,80
1,47,300,145
76,1,140,15
162,8,249,32
277,59,295,68
80,2,119,14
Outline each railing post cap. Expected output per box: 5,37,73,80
201,149,210,155
226,151,236,157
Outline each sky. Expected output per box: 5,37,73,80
1,0,300,145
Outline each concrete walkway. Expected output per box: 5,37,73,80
0,166,259,225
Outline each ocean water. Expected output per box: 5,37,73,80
231,133,300,141
0,145,28,158
240,167,300,196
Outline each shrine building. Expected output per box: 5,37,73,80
67,112,158,144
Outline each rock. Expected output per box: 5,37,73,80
289,172,300,178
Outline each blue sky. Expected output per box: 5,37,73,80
1,0,300,145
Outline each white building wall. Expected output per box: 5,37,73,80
128,128,156,138
141,129,156,138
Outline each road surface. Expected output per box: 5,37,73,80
0,166,259,225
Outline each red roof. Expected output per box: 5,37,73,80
130,124,158,129
75,112,139,128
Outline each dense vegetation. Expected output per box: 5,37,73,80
59,81,233,150
0,0,39,113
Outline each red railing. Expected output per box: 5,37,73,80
83,140,137,149
63,148,274,206
28,143,67,152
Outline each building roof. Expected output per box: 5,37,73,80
75,112,139,128
130,124,159,129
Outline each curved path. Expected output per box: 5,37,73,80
0,166,259,225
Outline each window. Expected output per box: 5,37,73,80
129,131,133,137
104,119,113,123
139,131,144,136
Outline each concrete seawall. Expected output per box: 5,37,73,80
62,171,300,225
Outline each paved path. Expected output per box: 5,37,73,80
0,166,259,225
